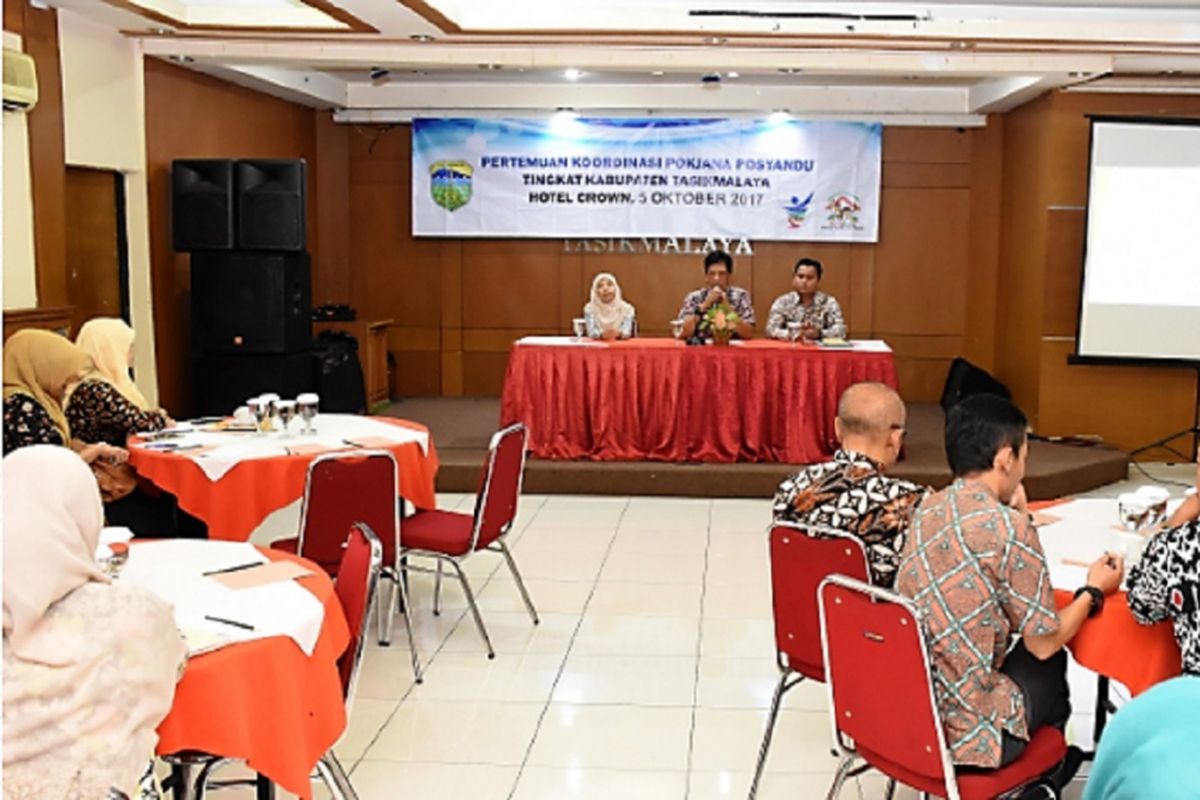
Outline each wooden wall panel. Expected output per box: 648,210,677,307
144,58,319,414
63,167,122,330
1042,208,1085,338
314,115,350,305
963,115,1004,370
461,240,563,329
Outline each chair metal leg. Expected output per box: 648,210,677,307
395,568,423,682
446,558,494,659
748,670,795,800
255,773,275,800
376,575,395,646
315,751,358,800
883,777,897,800
824,755,859,800
495,539,539,625
433,559,444,616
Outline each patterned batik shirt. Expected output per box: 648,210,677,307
765,291,848,340
1128,521,1200,675
772,449,927,588
896,478,1061,768
677,286,756,341
3,393,65,455
66,378,168,448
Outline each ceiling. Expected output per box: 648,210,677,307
48,1,1200,126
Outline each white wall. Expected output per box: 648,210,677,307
57,11,159,406
3,31,39,310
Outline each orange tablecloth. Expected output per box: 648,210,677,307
130,417,439,541
155,548,350,799
500,338,898,463
1053,589,1180,697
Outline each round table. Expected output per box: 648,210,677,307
155,547,350,799
129,416,439,541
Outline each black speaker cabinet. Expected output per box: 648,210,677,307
236,159,307,251
940,357,1012,414
172,159,235,251
192,351,316,417
190,251,312,354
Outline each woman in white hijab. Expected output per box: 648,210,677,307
3,445,186,800
583,273,637,340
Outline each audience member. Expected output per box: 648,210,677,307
772,382,925,588
675,250,755,342
765,257,847,341
1083,676,1200,800
68,317,172,446
583,273,637,340
897,394,1123,777
1127,456,1200,675
2,445,185,800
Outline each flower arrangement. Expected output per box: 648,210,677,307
702,302,741,346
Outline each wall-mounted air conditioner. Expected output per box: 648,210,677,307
3,48,38,112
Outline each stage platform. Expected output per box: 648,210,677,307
383,398,1130,501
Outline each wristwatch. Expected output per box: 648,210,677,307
1074,585,1105,618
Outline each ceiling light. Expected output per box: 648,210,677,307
778,67,803,75
564,68,583,81
726,71,740,79
410,34,434,42
478,63,502,70
168,55,194,64
152,27,172,35
768,110,792,122
704,36,727,45
651,70,665,77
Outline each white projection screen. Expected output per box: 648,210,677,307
1076,117,1200,363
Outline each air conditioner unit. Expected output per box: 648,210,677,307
3,48,38,112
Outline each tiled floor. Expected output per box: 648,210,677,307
232,461,1195,799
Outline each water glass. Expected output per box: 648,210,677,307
786,321,803,343
1117,492,1150,532
297,393,319,435
571,318,587,340
249,397,269,435
670,318,685,339
1135,485,1170,529
276,400,297,436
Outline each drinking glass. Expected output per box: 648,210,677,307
786,321,803,344
276,400,296,436
1135,485,1170,529
571,318,587,340
249,397,269,435
670,318,685,339
297,393,319,435
1117,492,1150,532
260,393,280,433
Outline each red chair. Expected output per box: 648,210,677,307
818,575,1067,800
313,521,384,800
271,450,421,681
400,423,537,659
748,522,870,800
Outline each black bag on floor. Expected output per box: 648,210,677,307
314,331,367,414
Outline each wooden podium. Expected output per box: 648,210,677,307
314,318,393,412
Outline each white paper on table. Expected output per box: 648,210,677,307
517,335,604,347
188,441,292,481
120,540,324,656
840,339,892,353
319,415,431,456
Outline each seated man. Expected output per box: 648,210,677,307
675,250,755,342
897,394,1123,773
765,257,847,342
1128,456,1200,675
772,382,926,588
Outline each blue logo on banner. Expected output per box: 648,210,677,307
784,192,814,228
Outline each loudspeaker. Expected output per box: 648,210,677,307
172,159,234,251
236,159,307,251
190,251,312,354
193,351,316,417
940,357,1012,413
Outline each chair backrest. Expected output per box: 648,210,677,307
298,450,400,574
334,522,383,702
768,522,870,681
818,575,957,800
469,423,528,551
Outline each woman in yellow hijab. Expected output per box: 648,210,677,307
67,318,171,447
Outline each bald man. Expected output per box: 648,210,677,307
772,382,928,588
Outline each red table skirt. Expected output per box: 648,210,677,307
499,339,899,463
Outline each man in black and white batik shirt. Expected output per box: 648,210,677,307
772,382,927,589
1128,461,1200,674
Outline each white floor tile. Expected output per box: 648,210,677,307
597,548,706,584
346,761,519,800
526,703,693,770
477,577,594,615
586,580,704,618
553,653,697,707
573,614,700,657
335,697,398,761
407,651,565,703
365,699,544,764
511,767,687,800
690,707,840,774
440,611,580,655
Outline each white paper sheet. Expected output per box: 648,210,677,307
120,541,324,657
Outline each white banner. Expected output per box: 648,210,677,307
412,117,882,242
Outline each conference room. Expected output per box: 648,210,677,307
4,1,1200,799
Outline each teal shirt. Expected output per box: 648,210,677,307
1084,677,1200,800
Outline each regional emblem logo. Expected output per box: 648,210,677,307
430,160,474,211
822,193,863,230
783,192,814,228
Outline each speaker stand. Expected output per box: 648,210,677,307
1128,366,1200,462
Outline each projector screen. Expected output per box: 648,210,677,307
1076,117,1200,363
